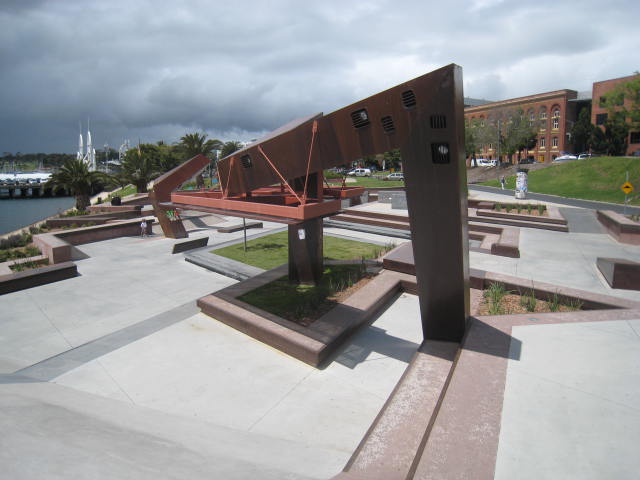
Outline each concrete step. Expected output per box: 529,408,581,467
333,340,459,480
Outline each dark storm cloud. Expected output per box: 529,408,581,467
0,0,638,153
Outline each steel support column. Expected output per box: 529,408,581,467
288,218,323,284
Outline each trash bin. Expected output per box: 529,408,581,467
110,196,121,206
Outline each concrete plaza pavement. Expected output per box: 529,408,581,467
1,216,423,479
1,197,640,478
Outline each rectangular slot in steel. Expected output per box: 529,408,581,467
381,115,395,133
430,114,447,129
431,143,450,164
401,89,417,109
351,109,371,129
240,154,252,168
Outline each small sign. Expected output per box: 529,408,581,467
298,228,305,240
621,181,634,195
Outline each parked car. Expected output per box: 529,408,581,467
476,158,498,166
347,168,372,177
384,172,404,181
577,153,592,160
552,154,577,163
632,150,640,157
519,157,535,164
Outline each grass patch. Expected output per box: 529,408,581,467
108,184,137,199
480,157,640,205
239,263,370,325
10,258,49,272
212,231,393,270
477,283,584,315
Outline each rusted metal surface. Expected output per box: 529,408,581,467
288,218,323,284
179,64,468,340
150,154,211,238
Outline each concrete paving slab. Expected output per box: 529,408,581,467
0,382,336,480
495,319,640,480
49,293,423,474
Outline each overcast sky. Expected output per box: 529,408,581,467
1,0,638,154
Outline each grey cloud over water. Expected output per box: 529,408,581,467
0,0,638,153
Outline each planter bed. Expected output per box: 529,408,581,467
0,261,77,295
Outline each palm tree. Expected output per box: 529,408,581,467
219,140,244,159
120,147,159,193
46,158,104,211
178,133,222,159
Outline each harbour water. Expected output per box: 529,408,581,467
0,196,75,235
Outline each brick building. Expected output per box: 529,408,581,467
591,73,640,156
465,89,578,163
465,73,640,163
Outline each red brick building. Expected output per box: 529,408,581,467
465,89,578,163
591,73,640,156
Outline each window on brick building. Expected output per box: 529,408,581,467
596,113,608,125
540,109,547,120
630,131,640,144
540,137,546,148
552,137,558,147
529,111,535,126
552,110,560,129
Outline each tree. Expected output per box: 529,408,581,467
465,127,480,166
571,108,596,154
502,109,537,163
178,132,222,160
157,142,183,173
120,147,159,193
219,140,244,159
46,158,105,211
591,113,629,156
602,73,640,131
382,149,402,170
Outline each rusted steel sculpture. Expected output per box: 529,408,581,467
150,154,211,239
159,64,469,341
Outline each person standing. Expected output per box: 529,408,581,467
140,219,148,238
500,175,506,190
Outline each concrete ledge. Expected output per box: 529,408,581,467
34,218,154,264
469,211,568,232
198,265,407,367
490,227,520,258
33,233,73,264
597,210,640,245
378,191,404,204
216,221,263,233
475,205,567,225
337,340,459,480
597,257,640,290
171,236,208,254
46,217,111,228
0,261,77,295
382,243,640,310
87,205,143,215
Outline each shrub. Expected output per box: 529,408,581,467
61,209,89,217
483,282,509,315
519,289,537,312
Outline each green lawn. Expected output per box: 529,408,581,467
239,264,368,323
326,176,404,188
212,231,391,270
480,157,640,205
108,184,137,198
